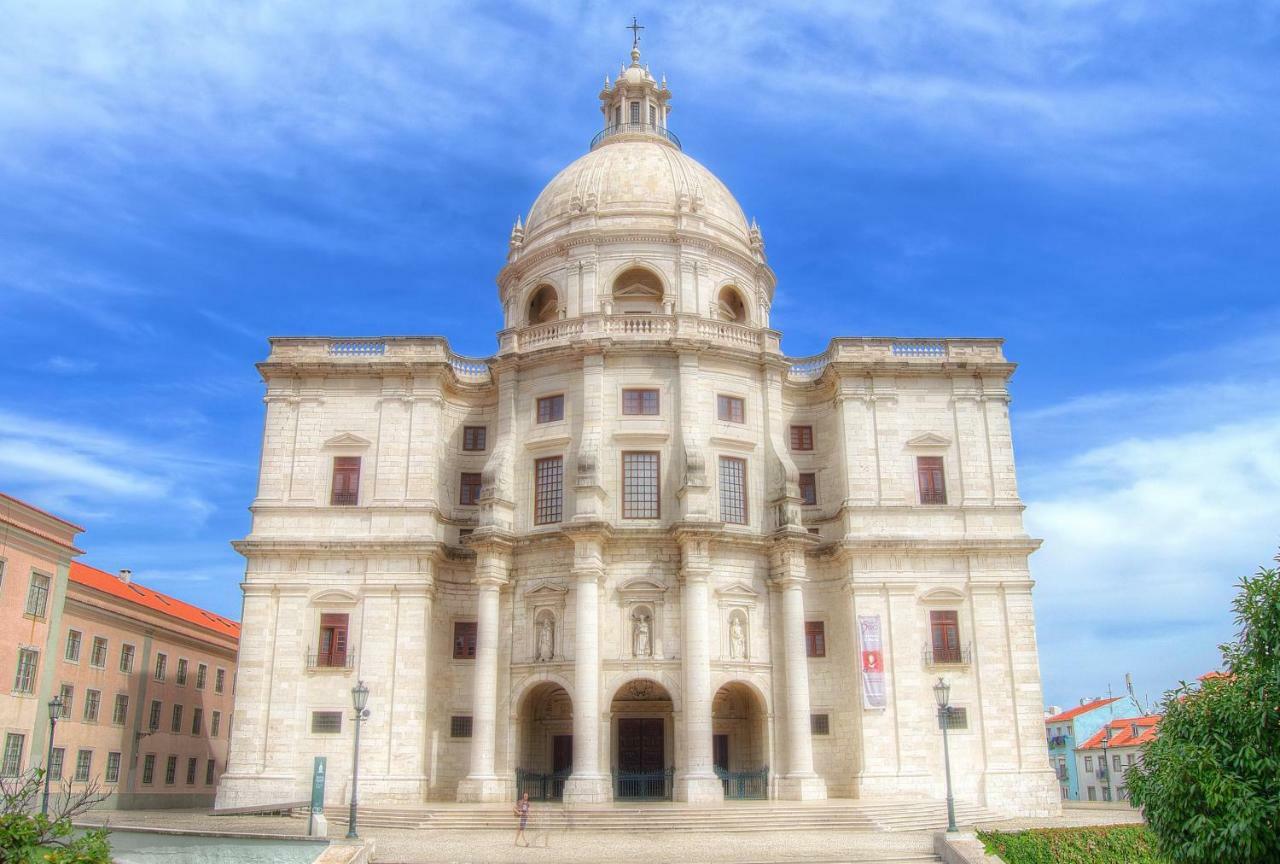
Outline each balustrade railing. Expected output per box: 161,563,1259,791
891,340,947,357
448,353,491,382
329,339,386,356
787,353,830,381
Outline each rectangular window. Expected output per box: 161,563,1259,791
191,708,203,736
622,388,659,415
1127,754,1135,766
154,653,167,681
629,100,640,125
83,689,101,722
622,452,660,518
311,711,343,734
13,649,38,694
317,613,349,667
1114,754,1122,771
330,456,361,506
75,749,92,782
171,704,183,733
142,754,156,785
214,668,225,694
58,684,73,718
930,610,962,663
196,663,208,690
164,755,177,785
453,621,477,660
536,394,564,423
112,694,129,725
176,658,188,686
25,572,51,617
942,707,968,730
533,457,564,525
799,472,817,506
917,456,947,505
462,426,487,451
1085,756,1094,771
805,621,826,658
49,747,65,780
120,644,135,673
211,711,221,737
716,394,745,424
790,425,814,451
65,630,82,662
810,714,830,735
205,759,216,785
105,752,121,784
451,716,473,738
148,700,162,731
1,734,24,777
718,456,748,524
186,757,198,785
459,472,483,506
648,104,656,126
90,637,107,668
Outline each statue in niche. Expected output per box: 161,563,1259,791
536,616,554,662
730,616,746,660
633,613,652,658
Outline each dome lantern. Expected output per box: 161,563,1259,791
591,19,677,152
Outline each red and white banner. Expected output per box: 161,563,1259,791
858,615,887,709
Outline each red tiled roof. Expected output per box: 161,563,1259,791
1045,697,1121,724
70,562,240,640
1079,715,1161,750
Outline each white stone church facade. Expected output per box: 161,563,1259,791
217,44,1059,816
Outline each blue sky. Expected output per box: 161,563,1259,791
2,1,1278,712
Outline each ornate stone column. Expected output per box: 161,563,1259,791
771,532,827,800
562,524,611,803
457,532,514,802
674,526,723,802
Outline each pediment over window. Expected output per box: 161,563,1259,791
619,578,668,599
310,589,359,605
525,583,569,601
323,432,372,448
906,432,951,448
919,586,966,603
716,582,760,601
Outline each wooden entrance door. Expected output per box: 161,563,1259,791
618,718,664,772
552,735,573,774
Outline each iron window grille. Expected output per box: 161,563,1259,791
450,716,473,738
74,750,92,783
13,649,38,694
810,714,830,735
90,637,107,668
311,711,343,734
25,573,51,617
105,752,121,784
65,630,82,662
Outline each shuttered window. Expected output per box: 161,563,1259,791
317,614,349,667
916,456,946,505
930,610,962,663
331,457,361,506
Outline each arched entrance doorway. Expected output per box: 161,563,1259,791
711,682,769,799
516,682,573,801
610,679,674,800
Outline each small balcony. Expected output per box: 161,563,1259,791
923,644,972,667
1096,767,1109,781
307,650,355,672
1055,767,1068,781
590,122,681,151
1048,735,1069,748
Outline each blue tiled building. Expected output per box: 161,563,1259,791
1044,697,1120,800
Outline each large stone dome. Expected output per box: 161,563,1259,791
523,139,752,251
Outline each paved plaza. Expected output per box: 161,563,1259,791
75,804,1144,863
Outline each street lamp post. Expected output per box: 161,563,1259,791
42,694,65,817
933,677,958,833
346,681,370,840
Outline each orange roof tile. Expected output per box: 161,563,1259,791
1045,697,1121,724
70,562,240,641
1079,715,1161,750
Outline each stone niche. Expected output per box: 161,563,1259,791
523,582,568,663
716,582,760,662
616,578,669,660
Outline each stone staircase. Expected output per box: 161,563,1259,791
304,798,993,834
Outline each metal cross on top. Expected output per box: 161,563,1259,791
628,16,645,49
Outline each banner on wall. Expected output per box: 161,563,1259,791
858,615,887,709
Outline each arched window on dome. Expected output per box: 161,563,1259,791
527,284,559,325
611,267,664,314
716,286,748,324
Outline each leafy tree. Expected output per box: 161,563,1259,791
0,768,111,863
1128,558,1280,864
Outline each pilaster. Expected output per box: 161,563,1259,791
672,525,723,803
562,523,612,803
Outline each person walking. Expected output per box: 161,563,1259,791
513,792,531,847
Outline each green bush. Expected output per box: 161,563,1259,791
0,769,111,864
977,825,1169,864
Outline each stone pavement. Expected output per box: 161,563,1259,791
75,806,1145,864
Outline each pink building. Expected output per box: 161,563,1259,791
0,493,84,778
52,563,240,808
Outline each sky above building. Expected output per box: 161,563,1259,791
2,2,1277,710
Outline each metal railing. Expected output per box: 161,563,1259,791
590,123,681,151
306,650,355,671
1096,767,1109,780
716,766,768,800
612,768,673,800
923,644,972,666
330,490,359,507
515,769,569,802
1048,735,1069,748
